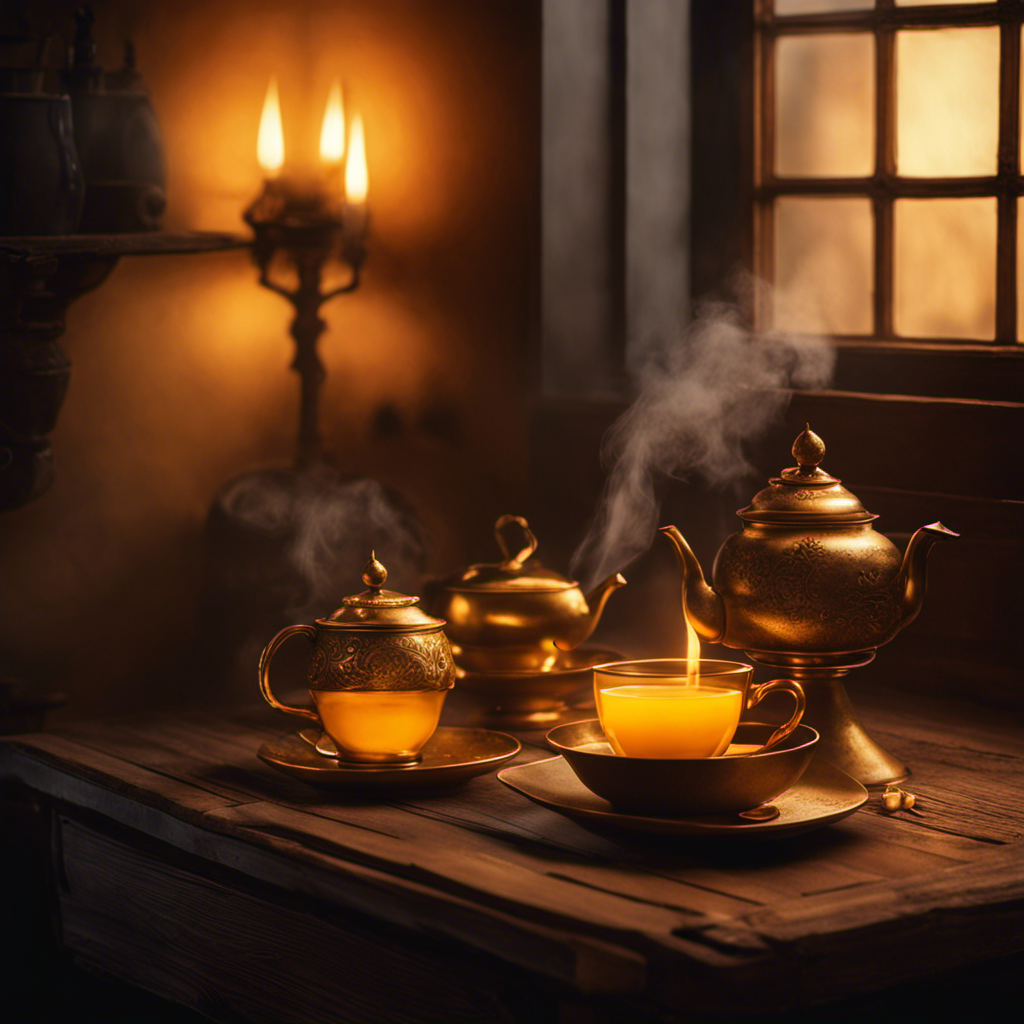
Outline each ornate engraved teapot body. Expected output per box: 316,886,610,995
435,514,626,672
661,426,957,659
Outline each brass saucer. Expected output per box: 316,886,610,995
456,647,621,728
498,756,867,839
258,726,520,789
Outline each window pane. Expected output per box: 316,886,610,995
894,198,995,340
776,0,873,12
774,197,873,335
776,34,874,178
896,28,999,177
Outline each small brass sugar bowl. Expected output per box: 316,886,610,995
259,554,455,765
434,514,626,673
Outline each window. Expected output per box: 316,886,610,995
755,0,1023,346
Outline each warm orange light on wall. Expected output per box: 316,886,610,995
319,80,345,165
257,77,285,176
345,114,368,203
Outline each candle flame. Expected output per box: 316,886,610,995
257,77,284,175
345,113,368,203
319,80,345,164
686,614,700,686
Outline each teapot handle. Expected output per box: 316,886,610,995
495,514,538,568
744,678,806,754
258,624,320,723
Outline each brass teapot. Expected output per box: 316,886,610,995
435,514,626,672
661,426,957,659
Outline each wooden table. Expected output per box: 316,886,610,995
2,686,1023,1023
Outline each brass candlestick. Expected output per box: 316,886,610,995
244,180,366,466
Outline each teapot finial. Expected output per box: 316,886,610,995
362,552,388,592
793,424,826,475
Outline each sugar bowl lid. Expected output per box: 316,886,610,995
324,554,445,630
740,425,874,524
446,514,576,593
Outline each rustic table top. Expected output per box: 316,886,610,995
2,685,1023,1018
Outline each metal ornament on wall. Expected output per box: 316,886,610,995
0,91,83,236
61,7,168,233
0,7,236,509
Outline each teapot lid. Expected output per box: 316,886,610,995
324,554,445,630
446,515,576,593
740,425,875,524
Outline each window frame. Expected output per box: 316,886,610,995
754,0,1023,347
689,0,1024,401
541,1,1024,402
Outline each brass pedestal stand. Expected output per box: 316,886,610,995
746,650,909,787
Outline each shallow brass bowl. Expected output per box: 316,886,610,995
546,719,818,816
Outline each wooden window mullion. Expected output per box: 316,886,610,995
754,0,775,329
996,5,1020,343
876,8,896,340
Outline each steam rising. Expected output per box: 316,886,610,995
213,468,423,619
571,299,834,589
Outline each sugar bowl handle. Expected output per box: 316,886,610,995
745,678,806,754
258,624,320,723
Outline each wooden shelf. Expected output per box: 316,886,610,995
0,231,248,258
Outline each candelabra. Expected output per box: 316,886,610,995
244,180,367,466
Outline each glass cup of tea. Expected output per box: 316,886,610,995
593,659,805,759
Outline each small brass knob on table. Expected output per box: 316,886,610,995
881,786,920,815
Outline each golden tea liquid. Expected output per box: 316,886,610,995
314,689,446,762
597,684,743,759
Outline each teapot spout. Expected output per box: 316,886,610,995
555,571,627,651
895,522,959,629
659,526,726,642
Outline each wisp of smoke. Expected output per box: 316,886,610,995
570,299,834,589
214,467,423,618
288,474,423,616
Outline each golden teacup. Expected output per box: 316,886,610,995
593,659,805,760
259,555,455,765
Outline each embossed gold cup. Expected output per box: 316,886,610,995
259,555,455,764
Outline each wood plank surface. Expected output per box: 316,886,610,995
56,816,530,1024
3,684,1024,1016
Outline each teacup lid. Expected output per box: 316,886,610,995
324,554,445,630
446,515,576,594
740,425,874,524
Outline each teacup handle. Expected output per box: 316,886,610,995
258,624,320,724
745,678,806,754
